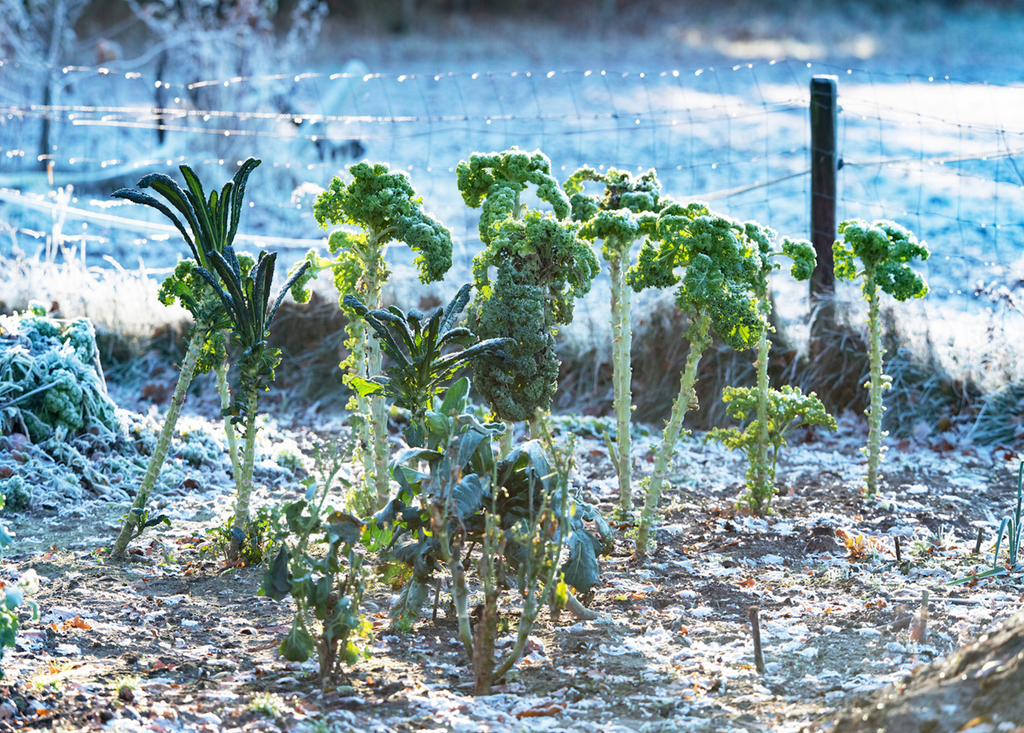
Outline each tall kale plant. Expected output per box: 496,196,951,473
109,159,259,557
627,203,764,558
294,162,453,514
565,166,664,520
197,247,310,562
833,219,929,495
458,148,599,447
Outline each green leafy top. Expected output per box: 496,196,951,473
627,202,764,351
781,238,816,283
195,247,310,409
343,284,512,446
312,162,453,285
473,210,599,327
457,148,571,245
834,219,930,301
565,167,664,260
112,159,260,272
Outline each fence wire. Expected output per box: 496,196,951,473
2,57,1023,378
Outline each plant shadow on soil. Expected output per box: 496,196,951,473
2,413,1023,733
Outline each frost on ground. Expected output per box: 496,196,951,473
2,385,1024,732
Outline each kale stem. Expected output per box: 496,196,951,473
609,252,634,521
634,312,711,559
111,320,207,557
751,298,772,511
213,336,242,488
865,270,885,495
228,386,260,561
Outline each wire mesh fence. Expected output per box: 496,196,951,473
2,55,1024,392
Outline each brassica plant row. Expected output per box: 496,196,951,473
0,148,929,690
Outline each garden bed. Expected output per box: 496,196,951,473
1,401,1020,733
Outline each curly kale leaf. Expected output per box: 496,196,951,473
781,237,816,282
469,265,559,423
313,162,453,285
567,167,666,261
473,211,599,327
457,148,571,244
834,219,930,301
627,202,763,350
566,166,664,216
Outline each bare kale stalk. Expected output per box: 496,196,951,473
109,159,259,558
833,219,929,495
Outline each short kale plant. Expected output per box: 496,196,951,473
708,230,836,513
261,441,371,687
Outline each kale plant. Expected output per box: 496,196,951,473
343,283,511,448
109,159,260,557
458,148,600,440
627,202,764,557
709,386,836,512
833,219,929,495
565,166,665,520
707,231,836,513
0,307,119,445
295,162,454,513
196,247,310,563
261,441,371,687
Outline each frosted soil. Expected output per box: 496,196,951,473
3,399,1024,733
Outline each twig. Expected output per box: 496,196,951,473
918,590,929,645
974,527,985,555
432,577,442,623
748,605,765,675
894,536,902,563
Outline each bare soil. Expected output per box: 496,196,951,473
2,399,1022,733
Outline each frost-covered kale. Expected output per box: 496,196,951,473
834,219,929,495
565,166,665,519
0,313,119,443
626,202,766,556
311,161,453,286
459,149,599,425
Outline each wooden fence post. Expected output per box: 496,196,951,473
809,75,838,343
810,75,838,306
